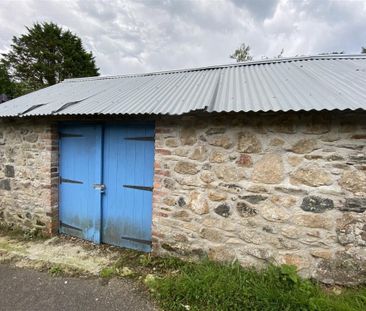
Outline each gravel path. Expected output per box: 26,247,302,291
0,263,156,311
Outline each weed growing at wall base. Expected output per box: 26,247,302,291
49,265,64,277
147,260,366,311
0,223,46,241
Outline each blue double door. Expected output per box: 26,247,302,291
59,123,155,252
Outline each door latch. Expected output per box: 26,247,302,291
93,183,106,193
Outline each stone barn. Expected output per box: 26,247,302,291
0,55,365,284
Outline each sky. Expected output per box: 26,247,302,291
0,0,365,76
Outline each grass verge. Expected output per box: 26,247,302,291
147,259,366,311
2,230,365,310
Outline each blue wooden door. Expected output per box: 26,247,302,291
59,124,102,244
102,124,155,252
59,122,155,252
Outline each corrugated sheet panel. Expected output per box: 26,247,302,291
0,55,365,117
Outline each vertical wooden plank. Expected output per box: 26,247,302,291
59,124,102,244
102,122,155,252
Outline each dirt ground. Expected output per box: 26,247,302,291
0,234,158,311
0,263,156,311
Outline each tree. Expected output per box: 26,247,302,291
0,63,20,98
362,47,366,54
230,43,253,62
2,22,99,95
0,64,12,95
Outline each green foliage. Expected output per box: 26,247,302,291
148,260,366,311
230,43,253,62
362,47,366,54
139,254,190,270
139,254,153,267
99,267,115,278
0,63,22,98
2,22,99,95
0,64,12,96
49,265,64,277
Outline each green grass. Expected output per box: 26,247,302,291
49,265,64,277
137,254,191,271
147,260,366,311
99,267,115,278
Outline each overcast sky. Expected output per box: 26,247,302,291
1,0,365,75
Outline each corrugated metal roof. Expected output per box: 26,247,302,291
0,54,365,117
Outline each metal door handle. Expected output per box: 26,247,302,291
93,183,106,193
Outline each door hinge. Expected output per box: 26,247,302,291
121,236,152,246
125,136,154,141
60,177,83,184
123,184,153,191
60,221,82,232
59,133,83,138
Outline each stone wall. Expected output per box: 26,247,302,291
1,113,365,285
0,119,58,236
152,111,366,285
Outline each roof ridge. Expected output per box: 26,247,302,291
64,54,366,83
1,54,365,117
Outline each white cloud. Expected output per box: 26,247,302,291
0,0,365,76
